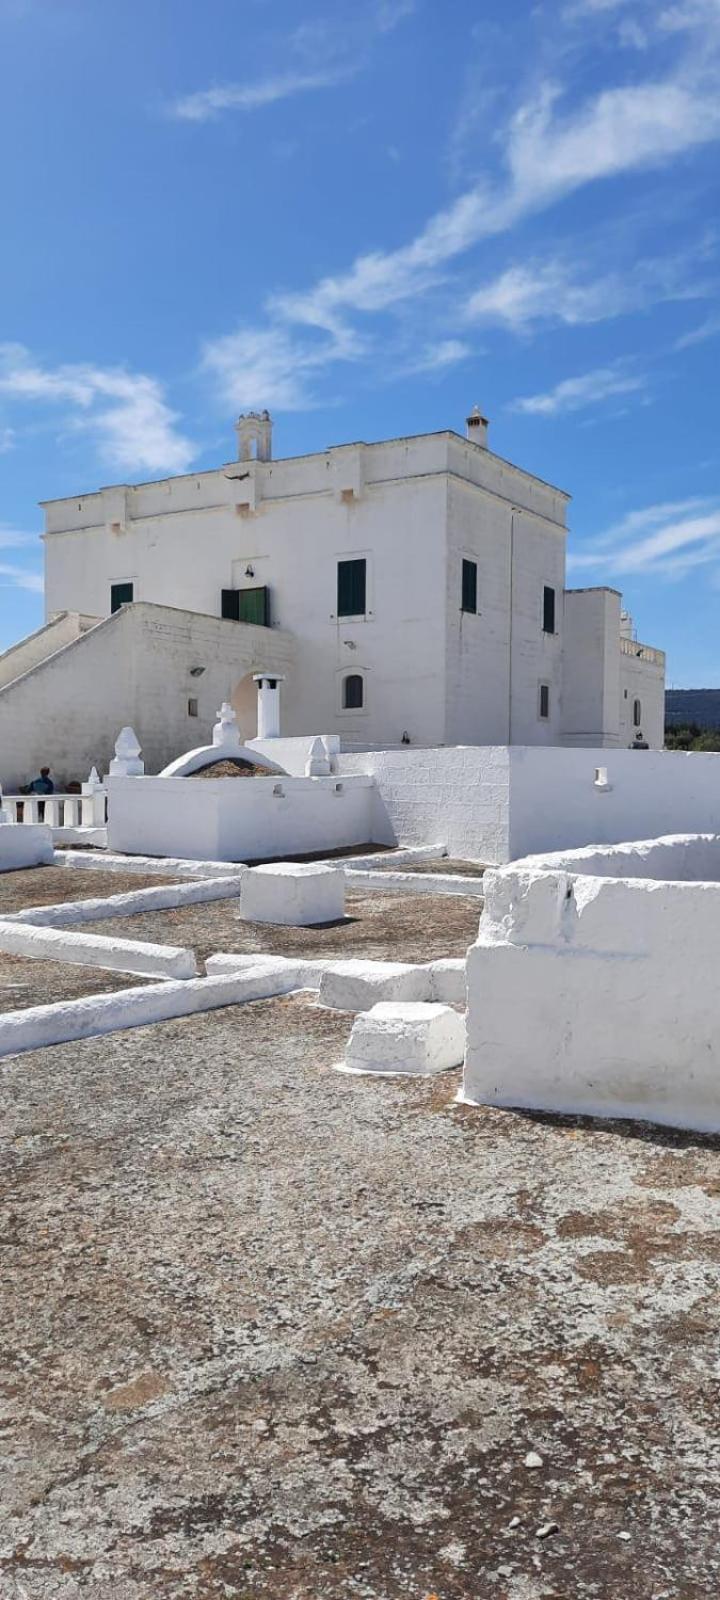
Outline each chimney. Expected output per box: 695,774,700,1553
466,406,489,448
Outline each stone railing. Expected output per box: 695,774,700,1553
620,636,666,668
2,789,108,830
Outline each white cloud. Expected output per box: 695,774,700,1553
170,0,416,123
466,251,711,331
201,325,353,412
675,312,720,348
510,364,647,415
0,345,195,477
403,339,472,375
569,497,720,576
170,67,350,124
0,562,43,593
0,523,39,551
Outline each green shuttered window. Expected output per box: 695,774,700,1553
221,587,270,626
337,558,366,617
110,582,134,613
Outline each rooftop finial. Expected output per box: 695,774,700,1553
235,411,273,462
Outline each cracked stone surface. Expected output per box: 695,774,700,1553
2,993,720,1597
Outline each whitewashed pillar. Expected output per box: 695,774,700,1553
82,766,107,826
253,674,284,739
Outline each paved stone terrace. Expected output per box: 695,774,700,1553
2,995,720,1599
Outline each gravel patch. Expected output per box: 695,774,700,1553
2,997,720,1597
75,890,482,967
0,952,151,1011
0,865,182,915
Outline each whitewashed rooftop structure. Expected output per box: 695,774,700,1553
0,410,663,787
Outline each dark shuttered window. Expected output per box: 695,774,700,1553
461,559,478,614
543,585,556,634
343,673,364,709
337,558,366,617
110,582,134,613
539,683,550,719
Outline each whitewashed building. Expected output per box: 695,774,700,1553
0,411,665,786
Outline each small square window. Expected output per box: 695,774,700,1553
110,581,134,613
461,559,477,614
539,683,550,719
188,697,199,717
543,585,555,634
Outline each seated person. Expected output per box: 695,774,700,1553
29,767,54,795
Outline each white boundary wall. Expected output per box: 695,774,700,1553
465,864,720,1133
339,745,720,864
0,919,197,979
514,833,720,880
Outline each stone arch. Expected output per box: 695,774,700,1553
231,672,259,740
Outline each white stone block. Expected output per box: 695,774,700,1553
0,824,54,873
240,861,345,926
319,959,430,1011
429,958,466,1004
345,1001,466,1075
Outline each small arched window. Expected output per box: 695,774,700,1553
633,698,642,727
343,673,364,710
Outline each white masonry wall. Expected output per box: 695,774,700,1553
618,643,665,750
465,863,720,1133
338,745,511,861
561,588,621,747
107,772,385,861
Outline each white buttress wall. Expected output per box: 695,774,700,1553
561,588,621,746
0,611,100,690
0,603,295,789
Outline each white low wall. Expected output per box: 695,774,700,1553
339,744,720,865
7,874,245,927
107,773,386,862
0,919,197,979
507,746,720,859
465,864,720,1133
514,833,720,881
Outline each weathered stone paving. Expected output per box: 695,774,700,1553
2,994,719,1598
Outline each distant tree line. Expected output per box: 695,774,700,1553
665,723,720,752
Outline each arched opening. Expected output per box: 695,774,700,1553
230,673,259,739
633,698,642,727
342,672,364,710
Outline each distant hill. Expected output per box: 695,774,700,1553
666,690,720,731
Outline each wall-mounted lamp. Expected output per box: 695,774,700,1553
189,666,206,678
343,639,357,649
401,730,411,745
245,564,255,578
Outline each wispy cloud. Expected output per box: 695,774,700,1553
0,345,195,476
170,67,350,124
674,312,720,348
0,523,39,551
169,0,415,123
569,497,720,577
405,339,472,374
0,427,15,453
510,364,647,416
0,561,43,593
466,250,712,332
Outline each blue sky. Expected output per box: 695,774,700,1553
0,0,719,683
